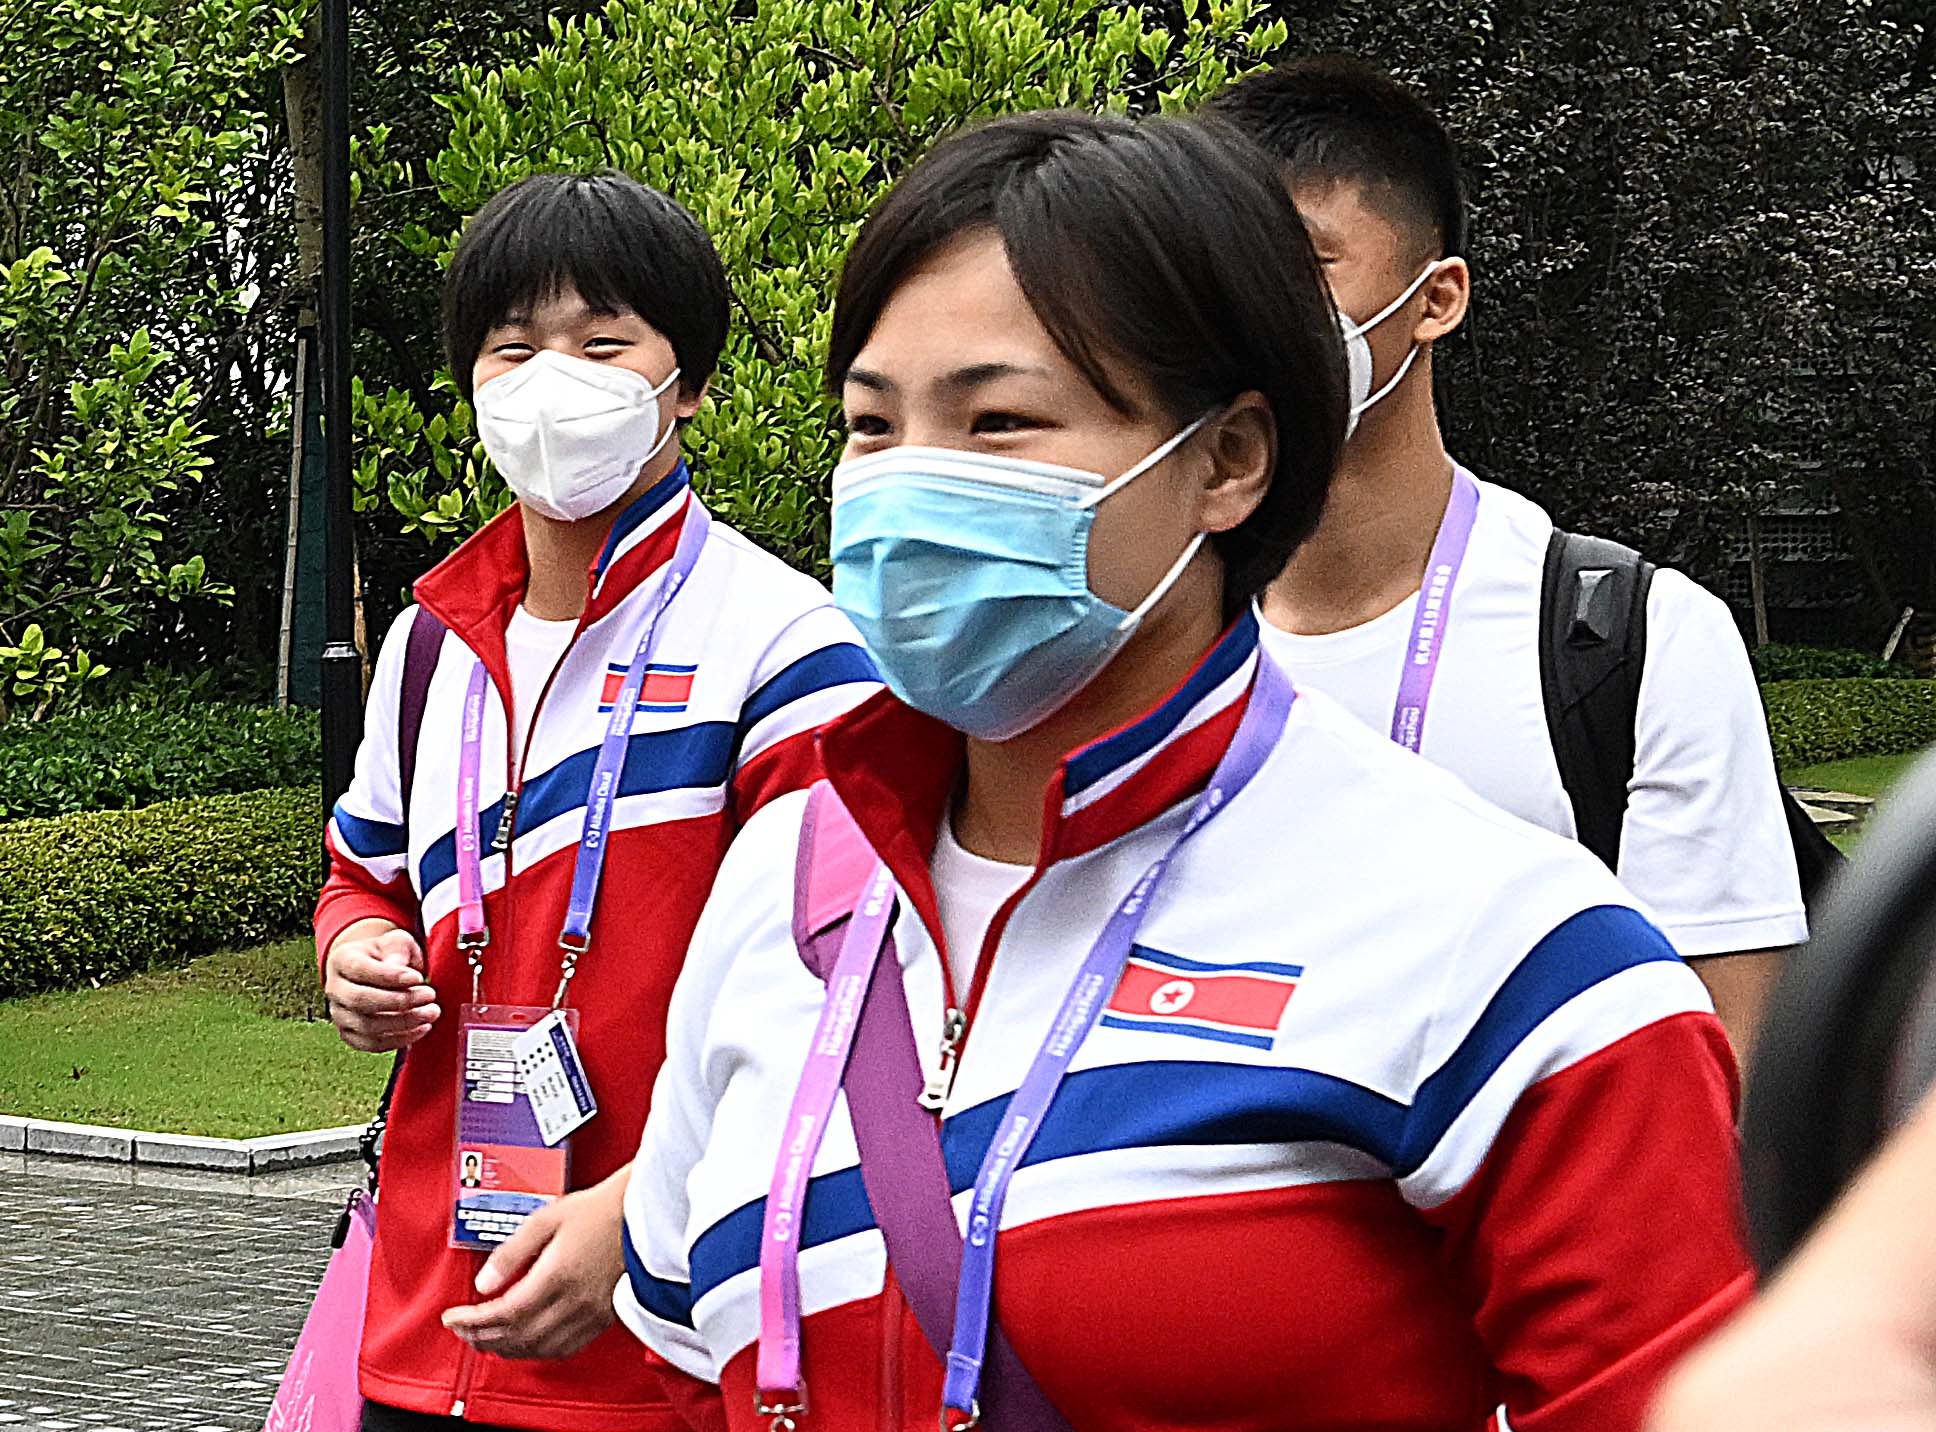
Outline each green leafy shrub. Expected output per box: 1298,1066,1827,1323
1751,644,1916,684
354,0,1287,568
0,704,319,821
0,787,320,1000
1764,679,1936,771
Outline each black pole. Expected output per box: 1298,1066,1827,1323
320,0,364,810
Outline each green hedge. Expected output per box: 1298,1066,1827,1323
0,786,320,1000
1764,678,1936,771
0,704,320,822
1750,643,1916,683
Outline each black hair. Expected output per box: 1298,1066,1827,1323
442,171,729,401
1204,56,1466,261
826,110,1346,610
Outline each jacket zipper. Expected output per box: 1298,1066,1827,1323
450,1336,477,1416
922,777,1065,1114
443,594,589,1421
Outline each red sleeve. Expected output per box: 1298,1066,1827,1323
731,726,825,824
314,823,418,973
1421,1013,1755,1431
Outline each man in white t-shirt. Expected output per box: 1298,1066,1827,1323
1206,57,1803,1063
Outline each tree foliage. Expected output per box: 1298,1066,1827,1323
1272,0,1935,618
351,0,1285,577
0,0,1928,720
0,0,306,713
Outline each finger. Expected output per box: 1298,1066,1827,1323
338,1009,440,1040
331,948,430,995
475,1212,559,1297
468,1305,604,1361
327,979,436,1019
371,928,427,973
448,1295,603,1359
343,946,433,992
338,1021,436,1054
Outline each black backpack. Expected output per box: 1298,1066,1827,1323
1539,529,1844,904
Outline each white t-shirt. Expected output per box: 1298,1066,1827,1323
1258,474,1806,958
930,813,1032,998
504,605,577,766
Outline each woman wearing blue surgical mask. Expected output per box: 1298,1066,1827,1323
617,112,1751,1432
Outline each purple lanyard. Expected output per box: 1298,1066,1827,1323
454,497,710,1005
1389,467,1480,753
750,651,1293,1423
755,863,901,1414
941,653,1292,1424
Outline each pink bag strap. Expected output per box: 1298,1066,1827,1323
789,781,1071,1430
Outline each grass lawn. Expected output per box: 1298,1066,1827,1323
1786,751,1923,800
1786,751,1924,854
0,940,391,1139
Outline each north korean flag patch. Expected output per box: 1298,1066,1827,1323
1100,945,1301,1050
599,662,697,715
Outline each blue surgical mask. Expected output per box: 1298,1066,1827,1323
830,417,1212,741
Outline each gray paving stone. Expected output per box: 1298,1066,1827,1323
0,1161,357,1429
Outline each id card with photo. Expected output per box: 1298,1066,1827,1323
451,1004,576,1251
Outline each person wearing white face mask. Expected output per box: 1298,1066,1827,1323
315,171,879,1432
1206,57,1808,1069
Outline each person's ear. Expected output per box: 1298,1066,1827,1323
1414,257,1470,345
1195,392,1276,535
674,377,710,422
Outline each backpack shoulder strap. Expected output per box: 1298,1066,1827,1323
364,606,447,1192
397,608,447,823
791,780,881,976
1539,529,1655,871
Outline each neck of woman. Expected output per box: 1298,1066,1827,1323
951,556,1225,865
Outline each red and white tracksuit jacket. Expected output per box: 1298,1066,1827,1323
618,614,1753,1431
316,465,879,1430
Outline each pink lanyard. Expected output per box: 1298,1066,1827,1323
1390,466,1480,753
754,863,901,1422
756,652,1294,1427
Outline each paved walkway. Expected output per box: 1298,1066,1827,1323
0,1153,358,1431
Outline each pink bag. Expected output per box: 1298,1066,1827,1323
264,1189,376,1431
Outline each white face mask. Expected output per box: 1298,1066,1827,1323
473,349,682,522
1338,258,1451,441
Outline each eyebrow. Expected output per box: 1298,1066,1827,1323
842,361,1051,395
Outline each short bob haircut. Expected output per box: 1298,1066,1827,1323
1204,56,1467,263
825,110,1346,610
442,171,729,402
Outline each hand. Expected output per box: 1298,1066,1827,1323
442,1168,629,1360
323,921,439,1052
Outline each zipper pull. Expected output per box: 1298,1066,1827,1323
491,789,520,854
919,1008,967,1112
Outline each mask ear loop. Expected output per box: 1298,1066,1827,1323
1071,409,1220,626
1115,531,1209,632
638,365,685,465
1342,259,1449,420
1079,409,1219,510
1339,258,1449,342
1353,343,1424,417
